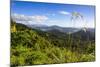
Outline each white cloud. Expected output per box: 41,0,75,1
11,13,31,21
32,15,48,23
11,13,48,24
59,11,70,15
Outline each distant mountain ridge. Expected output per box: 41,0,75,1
14,23,95,41
27,24,95,34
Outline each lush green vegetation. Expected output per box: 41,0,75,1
11,21,95,66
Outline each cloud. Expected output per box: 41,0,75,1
32,15,48,23
59,11,70,15
11,13,48,24
11,13,30,21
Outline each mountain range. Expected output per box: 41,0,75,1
26,24,95,34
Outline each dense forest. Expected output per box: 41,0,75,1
11,20,95,66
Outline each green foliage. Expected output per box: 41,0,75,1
79,54,95,62
11,22,95,66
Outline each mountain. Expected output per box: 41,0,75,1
27,24,80,33
71,28,95,41
14,23,95,41
24,24,95,41
27,24,95,35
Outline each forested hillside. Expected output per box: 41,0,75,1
11,20,95,66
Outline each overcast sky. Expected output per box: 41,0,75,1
11,1,95,28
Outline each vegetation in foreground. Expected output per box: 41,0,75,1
11,20,95,66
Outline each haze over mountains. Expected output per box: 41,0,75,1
13,20,95,41
26,24,95,34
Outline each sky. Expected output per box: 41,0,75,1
11,1,95,28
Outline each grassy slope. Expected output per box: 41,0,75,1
11,22,95,66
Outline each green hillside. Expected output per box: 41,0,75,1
11,21,95,66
